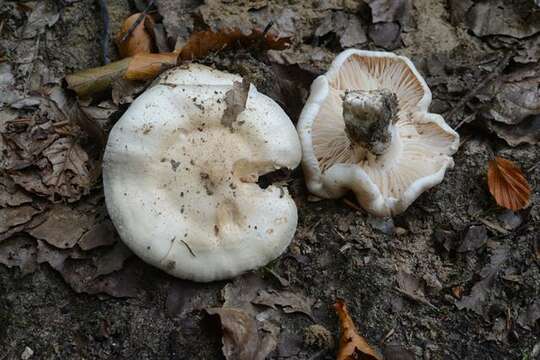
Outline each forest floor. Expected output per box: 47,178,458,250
1,0,539,359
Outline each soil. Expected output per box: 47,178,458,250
1,0,539,359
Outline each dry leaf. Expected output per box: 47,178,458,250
456,244,508,315
65,58,131,98
115,13,155,58
334,299,382,360
206,307,262,360
0,205,42,234
487,157,531,211
0,236,37,274
27,205,94,248
124,52,179,81
178,29,290,61
252,289,315,319
221,79,249,130
207,275,281,360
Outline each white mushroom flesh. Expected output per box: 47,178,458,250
103,64,301,282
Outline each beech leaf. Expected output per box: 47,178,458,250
487,157,531,211
124,52,179,81
115,13,155,58
65,58,131,98
335,299,382,360
178,29,290,61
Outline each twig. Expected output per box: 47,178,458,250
453,113,475,130
447,50,514,124
393,287,438,310
120,0,155,43
308,349,328,360
262,20,274,37
97,0,110,64
181,239,196,257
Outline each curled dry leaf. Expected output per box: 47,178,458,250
487,157,531,211
115,13,155,58
65,58,131,98
66,25,290,97
65,53,178,97
252,289,315,319
124,52,179,81
335,299,382,360
221,79,250,130
0,88,101,202
178,29,291,61
206,307,265,360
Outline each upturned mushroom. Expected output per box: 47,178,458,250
103,64,301,282
298,49,459,216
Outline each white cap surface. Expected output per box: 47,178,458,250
298,49,460,216
103,64,301,282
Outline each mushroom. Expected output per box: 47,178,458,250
298,49,459,216
103,64,301,282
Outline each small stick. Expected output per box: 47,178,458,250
453,113,475,130
393,287,438,310
120,0,155,43
181,239,196,257
262,21,274,37
447,50,514,123
97,0,110,64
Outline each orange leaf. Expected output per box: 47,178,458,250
487,157,531,211
115,13,155,58
124,52,179,81
178,29,290,61
334,299,382,360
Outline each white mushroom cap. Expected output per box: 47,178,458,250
298,49,459,217
103,64,301,282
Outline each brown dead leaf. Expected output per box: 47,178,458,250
178,29,290,61
487,157,531,211
456,244,508,315
65,58,131,98
0,205,42,234
252,289,314,319
206,307,263,360
208,274,281,360
0,236,37,274
124,52,179,81
78,220,118,251
27,205,94,248
94,241,133,276
334,299,382,360
115,13,155,58
221,79,250,130
41,137,91,195
0,175,32,207
451,286,464,299
1,88,101,202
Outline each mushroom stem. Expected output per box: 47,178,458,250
342,89,398,156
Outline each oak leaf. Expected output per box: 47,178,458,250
487,157,531,211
